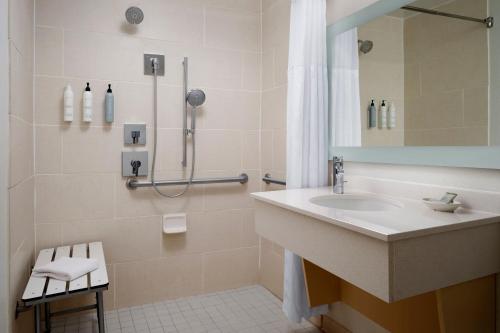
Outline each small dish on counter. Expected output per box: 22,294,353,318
422,198,462,213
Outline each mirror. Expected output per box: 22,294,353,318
330,0,495,148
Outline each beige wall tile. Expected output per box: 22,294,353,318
205,8,260,52
203,247,259,292
35,125,62,174
242,131,260,170
36,174,114,223
464,86,488,127
272,129,286,173
9,178,34,255
190,48,243,90
274,44,288,86
262,51,275,90
35,223,61,252
150,254,203,301
9,117,34,186
206,0,261,13
9,0,34,61
10,46,33,123
196,130,242,171
62,126,121,174
35,26,63,76
242,52,261,91
262,0,290,51
62,216,162,264
260,130,273,172
115,261,153,308
262,86,287,130
198,90,260,130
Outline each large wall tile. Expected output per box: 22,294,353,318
198,90,260,131
203,247,259,292
262,86,286,130
9,177,34,255
150,254,203,301
115,261,154,307
242,52,261,91
35,125,62,174
62,216,161,263
36,174,114,223
35,26,63,76
203,170,260,210
205,8,260,52
196,130,242,171
62,126,121,174
9,117,34,186
10,46,33,123
35,223,62,252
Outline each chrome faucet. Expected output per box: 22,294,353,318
332,156,345,194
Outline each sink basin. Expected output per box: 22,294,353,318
309,194,403,211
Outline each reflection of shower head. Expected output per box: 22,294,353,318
358,40,373,54
187,89,206,108
125,7,144,24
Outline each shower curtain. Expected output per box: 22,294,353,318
330,28,362,147
283,0,329,323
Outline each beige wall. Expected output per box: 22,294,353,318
359,15,405,146
34,0,261,310
403,0,489,146
9,0,35,331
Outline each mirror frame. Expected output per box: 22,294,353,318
327,0,500,169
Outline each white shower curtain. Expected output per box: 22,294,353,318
330,28,362,147
283,0,329,323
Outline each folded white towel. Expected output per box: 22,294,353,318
32,257,99,281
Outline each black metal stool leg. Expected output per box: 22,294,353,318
96,291,105,333
44,302,51,332
34,304,41,333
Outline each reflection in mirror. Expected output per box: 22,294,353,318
331,0,492,147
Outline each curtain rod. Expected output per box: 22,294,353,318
401,5,494,28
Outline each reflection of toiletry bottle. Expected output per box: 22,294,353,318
63,84,74,122
379,100,387,129
105,84,114,123
369,99,376,128
388,102,396,129
83,82,92,122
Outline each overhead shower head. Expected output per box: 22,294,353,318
358,39,373,54
187,89,206,108
125,6,144,25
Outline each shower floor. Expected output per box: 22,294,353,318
48,285,321,333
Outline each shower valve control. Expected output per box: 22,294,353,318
124,124,146,145
122,151,148,177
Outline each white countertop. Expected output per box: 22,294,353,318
251,187,500,241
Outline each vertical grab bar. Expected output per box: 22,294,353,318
182,57,188,167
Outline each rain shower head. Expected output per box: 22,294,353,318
125,6,144,24
358,40,373,54
187,89,206,108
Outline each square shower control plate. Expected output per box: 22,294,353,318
122,151,148,177
124,123,146,145
144,54,165,76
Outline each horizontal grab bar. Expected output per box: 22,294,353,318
262,173,286,186
127,173,248,189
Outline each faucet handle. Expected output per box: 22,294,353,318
333,156,344,169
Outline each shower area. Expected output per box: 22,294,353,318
5,0,295,332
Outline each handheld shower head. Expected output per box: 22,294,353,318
186,89,206,108
125,7,144,24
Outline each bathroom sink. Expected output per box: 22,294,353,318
309,194,402,211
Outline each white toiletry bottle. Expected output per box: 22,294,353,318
63,84,74,122
83,82,92,122
105,84,114,123
388,102,396,129
369,99,376,128
379,100,387,129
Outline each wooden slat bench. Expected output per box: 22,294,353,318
17,242,108,333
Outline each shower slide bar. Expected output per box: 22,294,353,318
127,173,248,189
262,173,286,186
401,5,494,28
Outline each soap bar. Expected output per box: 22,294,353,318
440,192,458,204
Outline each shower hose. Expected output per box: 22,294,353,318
150,59,196,198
